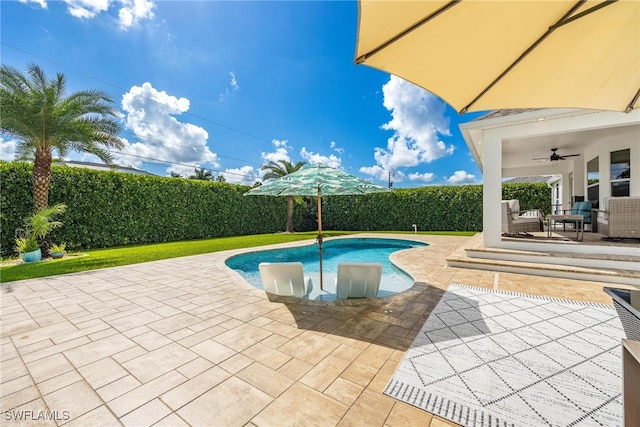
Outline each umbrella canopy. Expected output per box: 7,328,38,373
245,164,389,291
355,0,640,113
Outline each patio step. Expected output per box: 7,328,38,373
447,246,640,286
466,246,640,270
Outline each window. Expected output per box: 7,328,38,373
610,149,630,197
587,157,599,202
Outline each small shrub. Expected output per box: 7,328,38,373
50,242,67,253
15,236,39,253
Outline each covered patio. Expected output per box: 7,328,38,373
460,108,640,269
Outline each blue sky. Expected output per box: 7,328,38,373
1,0,486,187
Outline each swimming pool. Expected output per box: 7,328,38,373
225,237,427,301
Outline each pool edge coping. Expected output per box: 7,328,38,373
221,233,431,306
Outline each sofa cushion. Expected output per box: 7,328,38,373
517,217,540,224
509,200,519,217
578,201,592,223
597,209,608,222
570,202,582,215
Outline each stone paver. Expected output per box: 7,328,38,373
0,233,628,426
41,380,102,423
177,377,272,426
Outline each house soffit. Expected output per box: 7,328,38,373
460,109,640,171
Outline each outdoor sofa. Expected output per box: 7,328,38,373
597,196,640,239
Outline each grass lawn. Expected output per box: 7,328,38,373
0,231,475,283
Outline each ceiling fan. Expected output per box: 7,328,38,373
533,148,581,162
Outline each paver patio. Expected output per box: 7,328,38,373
0,234,626,426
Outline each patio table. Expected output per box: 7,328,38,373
547,214,583,241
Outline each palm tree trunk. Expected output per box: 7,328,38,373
33,148,52,211
286,196,294,233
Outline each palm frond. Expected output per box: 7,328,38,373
1,63,123,208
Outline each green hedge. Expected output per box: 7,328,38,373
321,182,551,233
1,162,289,255
501,182,552,213
0,161,551,256
321,186,483,232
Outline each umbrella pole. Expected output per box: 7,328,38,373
317,188,323,291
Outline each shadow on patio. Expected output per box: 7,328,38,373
264,283,449,353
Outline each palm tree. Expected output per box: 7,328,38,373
189,167,213,180
0,63,124,210
261,160,307,233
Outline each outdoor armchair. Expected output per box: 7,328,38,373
258,262,312,298
597,196,640,239
501,200,543,235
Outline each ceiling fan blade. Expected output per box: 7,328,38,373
532,157,548,160
561,154,581,158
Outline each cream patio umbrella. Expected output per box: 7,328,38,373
355,0,639,113
245,164,389,290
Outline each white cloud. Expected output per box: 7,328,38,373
19,0,47,8
64,0,110,19
299,147,341,168
222,166,259,186
219,71,240,101
229,72,239,90
60,150,145,171
118,0,155,29
363,76,453,176
359,165,386,181
119,82,219,176
408,172,435,183
330,141,344,155
359,165,405,184
166,163,198,178
446,170,479,185
0,137,17,161
259,140,344,177
261,139,292,165
373,137,421,170
29,0,155,28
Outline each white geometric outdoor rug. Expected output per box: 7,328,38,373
384,284,625,427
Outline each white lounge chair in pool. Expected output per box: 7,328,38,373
335,262,383,300
258,262,311,298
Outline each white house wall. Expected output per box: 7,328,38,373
582,128,640,200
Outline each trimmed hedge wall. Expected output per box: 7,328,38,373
322,186,483,232
0,161,552,256
1,162,289,255
321,182,551,233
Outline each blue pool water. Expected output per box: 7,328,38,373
225,237,427,300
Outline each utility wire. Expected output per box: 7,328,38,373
116,129,265,168
2,41,372,176
104,149,259,180
2,42,272,144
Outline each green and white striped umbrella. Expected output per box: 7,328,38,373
245,163,389,197
245,164,389,290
